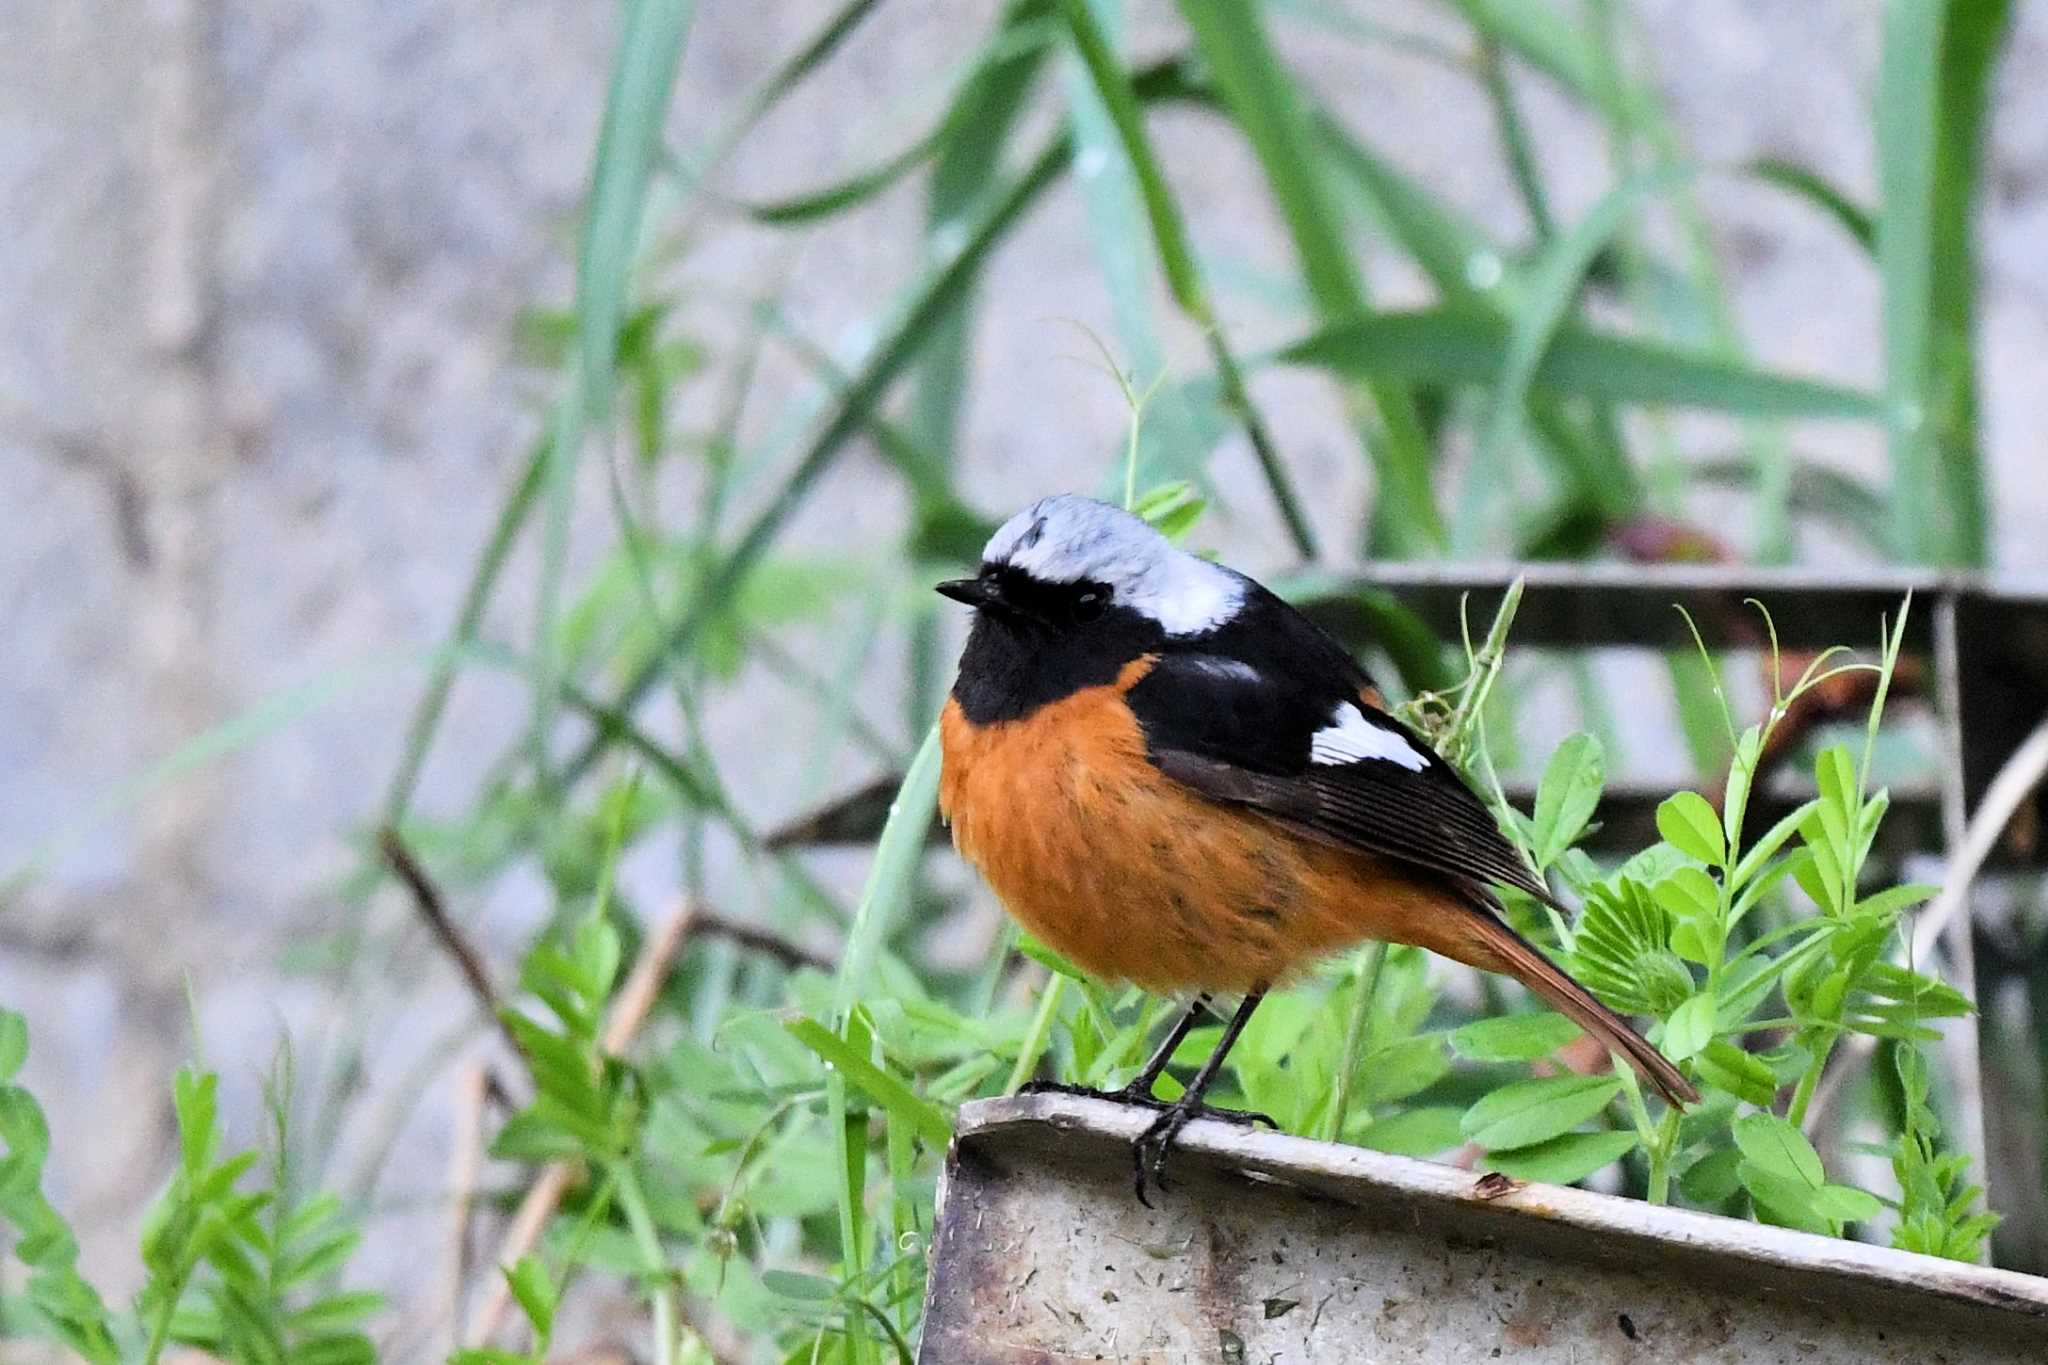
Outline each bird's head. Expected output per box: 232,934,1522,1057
936,494,1243,640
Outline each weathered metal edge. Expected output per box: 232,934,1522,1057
949,1093,2048,1322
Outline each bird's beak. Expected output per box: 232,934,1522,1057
935,576,1000,610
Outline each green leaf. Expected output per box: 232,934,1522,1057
1570,879,1694,1015
1812,1184,1884,1224
1277,309,1887,420
785,1017,953,1150
1482,1129,1639,1185
1732,1112,1824,1188
1450,1013,1582,1064
1354,1033,1450,1106
1652,867,1719,923
1815,744,1858,821
0,1010,27,1082
1460,1073,1622,1151
1655,792,1726,867
1662,993,1717,1064
1354,1106,1464,1157
833,726,942,1019
1680,1147,1744,1204
763,1268,842,1301
1694,1040,1778,1107
1739,1160,1830,1233
504,1256,557,1340
1131,481,1206,540
173,1067,220,1180
1855,882,1939,922
1530,734,1604,869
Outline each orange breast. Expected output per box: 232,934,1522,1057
938,657,1460,994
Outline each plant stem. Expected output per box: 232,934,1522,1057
614,1160,678,1365
1645,1105,1683,1205
1439,576,1524,764
1005,975,1067,1093
1323,941,1387,1142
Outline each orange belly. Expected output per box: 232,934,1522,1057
938,659,1468,994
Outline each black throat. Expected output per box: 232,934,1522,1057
950,604,1164,724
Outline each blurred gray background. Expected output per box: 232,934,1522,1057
5,0,2048,1324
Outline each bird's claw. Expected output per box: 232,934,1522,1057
1129,1097,1277,1207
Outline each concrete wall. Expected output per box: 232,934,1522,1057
2,0,2046,1318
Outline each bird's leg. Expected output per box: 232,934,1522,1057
1133,989,1267,1207
1017,995,1211,1104
1117,995,1212,1101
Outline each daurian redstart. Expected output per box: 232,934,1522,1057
936,495,1696,1201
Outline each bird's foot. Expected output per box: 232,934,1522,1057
1015,1079,1276,1130
1130,1094,1278,1207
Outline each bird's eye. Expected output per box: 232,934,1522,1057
1071,587,1109,624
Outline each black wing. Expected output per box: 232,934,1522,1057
1126,615,1552,905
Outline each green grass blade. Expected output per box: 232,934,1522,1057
1317,119,1519,308
913,0,1055,463
1926,0,2013,567
673,0,885,194
562,135,1071,781
734,134,941,224
533,0,694,774
1461,168,1674,551
1044,3,1320,555
1447,0,1618,115
1175,0,1439,555
1057,0,1201,309
832,726,943,1021
575,1,694,419
786,1018,953,1149
1477,38,1555,241
381,442,547,821
1747,158,1876,252
1059,0,1212,489
1278,309,1886,419
1877,0,1943,563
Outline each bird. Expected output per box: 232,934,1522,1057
935,494,1697,1203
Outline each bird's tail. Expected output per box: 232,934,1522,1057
1455,903,1700,1108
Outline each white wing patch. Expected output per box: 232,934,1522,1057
1309,702,1429,771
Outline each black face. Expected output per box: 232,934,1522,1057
939,562,1163,723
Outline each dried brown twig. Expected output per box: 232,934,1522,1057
378,826,524,1060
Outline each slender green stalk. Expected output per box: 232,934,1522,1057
1477,39,1555,241
1878,0,1944,562
614,1161,679,1365
1173,0,1435,556
1006,977,1068,1094
532,0,695,787
1645,1105,1682,1205
1323,941,1387,1142
382,443,546,822
1057,0,1321,557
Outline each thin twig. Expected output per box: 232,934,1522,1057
445,1060,488,1358
465,900,698,1349
690,912,835,974
378,826,526,1063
